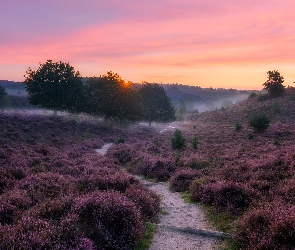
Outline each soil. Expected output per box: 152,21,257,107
141,180,225,250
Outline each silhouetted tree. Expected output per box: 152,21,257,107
24,60,84,115
83,72,142,121
0,85,11,109
139,83,175,125
263,70,285,97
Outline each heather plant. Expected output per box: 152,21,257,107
106,144,133,164
171,129,186,150
249,114,270,133
73,191,144,249
169,169,201,192
190,180,255,213
124,186,160,220
235,202,295,249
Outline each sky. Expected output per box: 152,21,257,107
1,0,295,90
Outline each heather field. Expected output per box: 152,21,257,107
1,90,295,249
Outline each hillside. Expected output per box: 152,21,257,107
1,89,295,249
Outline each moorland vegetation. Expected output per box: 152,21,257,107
0,66,294,249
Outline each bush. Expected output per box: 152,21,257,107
74,191,144,249
171,129,186,150
170,169,201,192
124,186,160,220
249,114,270,133
190,180,254,213
137,157,176,181
192,136,199,149
236,202,295,250
235,122,242,131
248,92,257,99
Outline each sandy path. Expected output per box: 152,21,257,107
142,181,225,250
95,143,113,155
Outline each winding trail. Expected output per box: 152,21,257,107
97,144,228,249
141,181,227,250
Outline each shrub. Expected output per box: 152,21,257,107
116,136,126,144
249,114,270,133
171,129,186,150
192,136,199,149
74,191,143,249
170,169,201,192
124,186,160,220
190,180,254,213
235,202,295,250
106,144,133,164
235,122,242,131
248,92,257,99
137,157,176,181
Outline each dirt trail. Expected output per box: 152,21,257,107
97,144,227,250
142,181,227,250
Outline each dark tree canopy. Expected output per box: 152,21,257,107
83,71,142,121
263,70,285,97
24,60,84,113
139,83,175,124
0,85,11,109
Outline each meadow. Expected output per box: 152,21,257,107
1,89,295,249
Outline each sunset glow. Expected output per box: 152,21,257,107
1,1,295,89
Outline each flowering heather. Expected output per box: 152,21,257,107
73,190,144,249
169,169,202,192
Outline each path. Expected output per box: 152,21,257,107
142,181,228,250
96,144,228,249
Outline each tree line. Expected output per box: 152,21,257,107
24,60,175,123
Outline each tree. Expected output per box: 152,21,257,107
263,70,285,97
139,83,175,125
24,60,84,114
249,114,270,133
83,71,142,121
176,100,187,121
0,85,11,109
171,129,186,150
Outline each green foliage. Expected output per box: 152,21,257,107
116,137,126,144
134,222,157,250
139,83,175,124
176,100,187,121
192,136,199,149
263,70,285,97
171,129,186,150
235,122,242,132
257,94,271,102
248,92,257,99
0,84,7,98
247,133,254,140
24,60,84,113
84,72,143,121
249,114,270,133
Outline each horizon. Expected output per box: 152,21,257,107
1,1,295,90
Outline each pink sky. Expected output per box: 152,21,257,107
1,0,295,89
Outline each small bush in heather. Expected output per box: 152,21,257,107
249,114,270,133
0,169,16,194
116,136,126,144
170,169,201,192
106,144,133,164
74,191,143,249
235,202,295,250
235,122,242,131
171,129,186,150
248,133,254,140
0,202,18,225
191,180,254,213
124,186,160,220
192,136,199,149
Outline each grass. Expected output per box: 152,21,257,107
134,222,157,250
180,191,197,205
201,205,240,250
